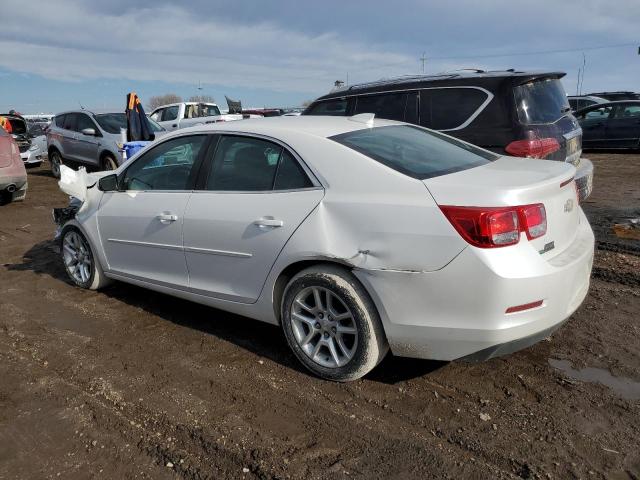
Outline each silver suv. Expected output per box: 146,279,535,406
46,110,165,178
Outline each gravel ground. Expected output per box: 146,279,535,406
0,153,639,480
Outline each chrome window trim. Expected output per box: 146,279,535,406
314,86,494,132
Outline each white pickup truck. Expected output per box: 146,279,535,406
149,102,245,131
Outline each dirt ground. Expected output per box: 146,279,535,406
0,153,639,480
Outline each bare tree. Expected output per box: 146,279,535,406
188,95,216,103
147,94,183,110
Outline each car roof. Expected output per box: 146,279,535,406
165,115,403,139
53,110,123,116
574,100,640,114
312,70,566,101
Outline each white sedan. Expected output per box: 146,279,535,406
54,115,594,381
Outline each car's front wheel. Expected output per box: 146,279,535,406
281,265,388,381
101,154,118,171
61,227,111,290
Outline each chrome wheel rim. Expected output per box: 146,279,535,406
62,231,92,284
104,156,117,171
51,153,61,176
290,286,358,368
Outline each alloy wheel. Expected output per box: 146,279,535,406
103,156,118,171
290,286,358,368
62,231,93,285
50,152,61,177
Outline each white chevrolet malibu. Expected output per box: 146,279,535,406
54,115,594,381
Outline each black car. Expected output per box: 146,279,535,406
575,100,640,150
304,70,593,200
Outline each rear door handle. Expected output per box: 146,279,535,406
254,217,283,228
156,213,178,224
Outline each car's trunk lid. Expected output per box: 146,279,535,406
423,156,579,255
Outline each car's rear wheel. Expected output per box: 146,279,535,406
101,154,118,171
281,265,388,381
49,150,62,178
61,227,111,290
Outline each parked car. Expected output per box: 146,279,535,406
53,116,594,381
242,108,284,117
303,70,593,201
47,110,166,178
0,126,27,204
1,113,33,163
586,91,640,102
21,122,48,168
567,95,607,112
575,100,640,149
149,102,245,131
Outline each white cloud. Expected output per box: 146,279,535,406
0,0,414,93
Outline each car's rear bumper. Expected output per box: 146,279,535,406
575,157,593,202
354,208,594,361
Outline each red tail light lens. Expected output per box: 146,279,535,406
505,138,560,159
520,204,547,240
440,204,547,248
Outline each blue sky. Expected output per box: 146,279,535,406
0,0,638,114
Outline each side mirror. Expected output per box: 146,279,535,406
81,128,96,136
98,174,118,192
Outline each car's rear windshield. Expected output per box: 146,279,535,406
514,78,570,124
94,113,164,134
330,125,497,180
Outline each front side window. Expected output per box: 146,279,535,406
305,99,348,116
122,135,205,191
76,113,97,133
150,109,163,122
162,106,179,121
354,93,408,121
421,88,489,130
63,113,78,131
582,106,613,119
55,114,66,128
331,125,496,180
206,136,311,191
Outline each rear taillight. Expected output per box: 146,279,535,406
505,138,560,159
520,204,546,240
440,204,547,248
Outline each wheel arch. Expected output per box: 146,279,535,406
271,257,370,324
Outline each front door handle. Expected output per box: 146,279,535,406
254,217,283,228
156,213,178,224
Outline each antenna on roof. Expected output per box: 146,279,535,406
78,101,85,110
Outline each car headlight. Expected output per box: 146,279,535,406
29,144,39,151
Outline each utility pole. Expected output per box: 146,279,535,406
420,52,427,74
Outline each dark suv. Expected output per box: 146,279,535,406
304,70,593,200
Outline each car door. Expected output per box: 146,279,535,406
61,113,80,160
96,134,208,288
578,105,613,147
605,103,640,148
182,134,324,303
158,105,181,131
74,113,101,166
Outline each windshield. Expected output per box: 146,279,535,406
94,113,165,134
331,125,496,180
514,78,570,124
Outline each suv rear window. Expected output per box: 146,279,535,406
330,125,496,180
514,78,570,124
354,93,408,121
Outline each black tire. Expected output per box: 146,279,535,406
60,226,111,290
49,150,63,178
101,154,118,172
281,265,388,381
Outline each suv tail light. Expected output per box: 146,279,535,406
505,138,560,159
440,204,547,248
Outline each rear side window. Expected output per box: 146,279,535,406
614,104,640,118
273,150,312,190
306,100,348,116
514,78,570,124
581,106,612,119
354,93,408,121
331,125,496,180
420,88,489,130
